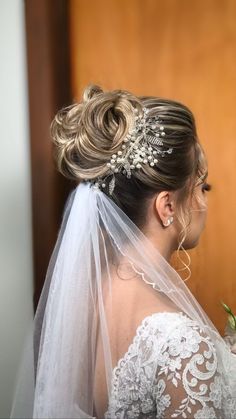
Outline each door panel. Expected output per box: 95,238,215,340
69,0,236,333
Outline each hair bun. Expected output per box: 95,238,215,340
51,85,141,182
83,85,103,102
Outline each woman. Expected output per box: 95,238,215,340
12,85,236,418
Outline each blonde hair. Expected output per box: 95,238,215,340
51,85,142,180
51,85,208,278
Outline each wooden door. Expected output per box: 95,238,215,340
69,0,236,333
25,0,73,309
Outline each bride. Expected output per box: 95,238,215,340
11,85,236,418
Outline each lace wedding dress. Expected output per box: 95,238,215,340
105,312,236,419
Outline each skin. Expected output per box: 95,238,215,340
143,177,209,262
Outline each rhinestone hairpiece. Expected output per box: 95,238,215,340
94,107,173,195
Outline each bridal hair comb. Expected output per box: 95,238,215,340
94,107,173,194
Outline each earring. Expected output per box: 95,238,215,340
163,216,174,227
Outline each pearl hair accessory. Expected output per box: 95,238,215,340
94,106,173,195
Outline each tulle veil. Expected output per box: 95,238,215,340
10,181,235,418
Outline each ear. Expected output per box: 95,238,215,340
154,191,175,227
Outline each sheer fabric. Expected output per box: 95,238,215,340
11,182,236,418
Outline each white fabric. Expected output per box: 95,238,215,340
10,182,236,418
105,312,236,418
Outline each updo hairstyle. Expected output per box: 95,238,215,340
51,85,207,251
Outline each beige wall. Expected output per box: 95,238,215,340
0,1,33,417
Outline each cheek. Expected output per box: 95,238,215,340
188,200,208,234
182,211,207,250
191,189,208,219
197,195,208,224
198,209,207,229
191,208,208,240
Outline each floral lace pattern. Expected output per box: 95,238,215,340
104,312,236,418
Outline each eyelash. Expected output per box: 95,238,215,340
202,182,212,193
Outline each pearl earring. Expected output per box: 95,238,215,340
163,216,174,227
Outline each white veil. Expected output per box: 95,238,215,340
11,181,235,418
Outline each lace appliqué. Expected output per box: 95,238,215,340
104,312,235,419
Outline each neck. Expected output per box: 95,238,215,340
143,219,177,264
